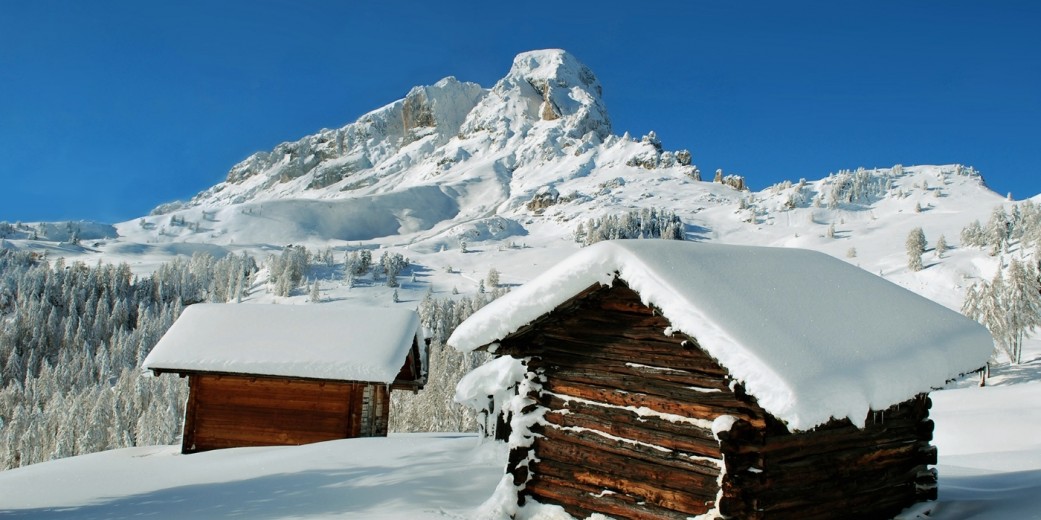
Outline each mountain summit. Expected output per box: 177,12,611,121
134,50,998,287
461,49,611,141
147,49,696,246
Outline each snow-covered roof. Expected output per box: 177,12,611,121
143,304,422,384
449,240,994,431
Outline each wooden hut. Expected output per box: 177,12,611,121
143,304,427,454
449,240,992,520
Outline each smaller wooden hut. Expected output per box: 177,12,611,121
143,304,427,454
449,240,993,520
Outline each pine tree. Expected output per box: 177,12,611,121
1003,259,1041,364
935,234,948,258
309,279,321,302
960,220,985,248
906,227,926,272
987,206,1010,255
963,268,1011,363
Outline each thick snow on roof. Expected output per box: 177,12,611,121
449,240,994,430
143,304,421,384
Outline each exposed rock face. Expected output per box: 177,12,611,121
526,187,561,213
402,88,437,134
461,49,611,141
538,84,560,121
714,169,747,191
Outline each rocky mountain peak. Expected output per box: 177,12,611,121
460,49,611,141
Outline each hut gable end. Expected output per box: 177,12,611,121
498,282,770,518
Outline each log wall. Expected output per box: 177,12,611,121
181,374,390,453
717,394,936,519
495,281,937,520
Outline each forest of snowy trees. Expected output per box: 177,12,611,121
959,201,1041,366
0,250,257,469
574,208,685,245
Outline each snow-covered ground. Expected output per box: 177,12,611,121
913,342,1041,520
1,349,1038,519
0,434,506,519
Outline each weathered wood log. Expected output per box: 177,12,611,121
542,406,722,460
536,327,719,362
531,455,714,516
532,436,719,498
538,365,742,410
529,350,731,390
533,348,726,384
543,393,720,445
542,377,766,428
525,474,700,520
539,423,723,478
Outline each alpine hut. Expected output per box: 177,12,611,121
448,240,993,520
143,304,427,454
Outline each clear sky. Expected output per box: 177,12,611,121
1,1,1038,223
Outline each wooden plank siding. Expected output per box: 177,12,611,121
181,374,389,453
493,280,938,519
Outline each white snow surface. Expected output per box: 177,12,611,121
0,434,506,520
142,303,421,384
449,240,993,430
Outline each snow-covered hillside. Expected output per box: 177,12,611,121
2,50,1015,316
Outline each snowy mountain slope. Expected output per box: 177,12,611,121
2,50,1021,326
82,50,1007,310
0,52,1015,338
126,49,691,247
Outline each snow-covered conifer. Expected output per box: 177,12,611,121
906,227,926,272
309,279,321,302
1002,258,1041,364
987,206,1011,255
961,220,985,248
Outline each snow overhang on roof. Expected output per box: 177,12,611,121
448,240,994,431
143,303,423,385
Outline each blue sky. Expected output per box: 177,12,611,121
1,1,1038,223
